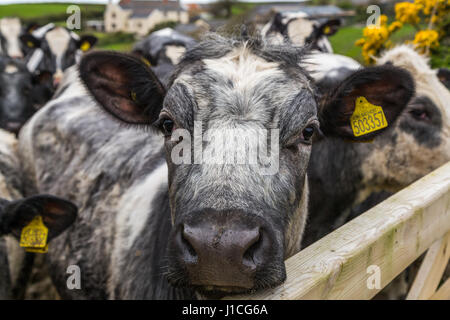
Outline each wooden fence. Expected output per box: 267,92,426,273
230,161,450,300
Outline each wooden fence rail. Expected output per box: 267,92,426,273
229,161,450,300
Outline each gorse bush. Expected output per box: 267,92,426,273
356,0,450,65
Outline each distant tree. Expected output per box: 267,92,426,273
209,0,235,19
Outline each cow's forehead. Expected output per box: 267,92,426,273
45,27,72,54
0,18,21,34
169,45,315,130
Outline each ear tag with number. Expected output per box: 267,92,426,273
141,57,151,67
323,26,331,34
80,41,91,52
350,96,388,137
27,41,34,48
20,216,48,253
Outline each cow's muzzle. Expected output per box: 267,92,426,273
167,209,284,295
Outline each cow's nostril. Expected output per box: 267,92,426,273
243,229,262,267
180,225,198,259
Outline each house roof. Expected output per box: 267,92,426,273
119,0,184,18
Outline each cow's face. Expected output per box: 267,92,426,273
0,58,52,134
0,18,23,58
357,46,450,193
79,35,413,297
263,13,340,53
21,27,97,86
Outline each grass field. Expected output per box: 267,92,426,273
0,3,104,24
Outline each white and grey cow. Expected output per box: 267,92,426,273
303,45,450,246
262,12,341,53
0,128,77,300
20,24,97,86
18,34,414,299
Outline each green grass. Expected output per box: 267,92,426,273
93,32,136,52
0,3,104,25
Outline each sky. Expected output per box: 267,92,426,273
0,0,308,4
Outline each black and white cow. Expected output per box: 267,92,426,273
262,12,340,53
0,56,53,135
20,24,97,86
0,18,24,58
18,34,414,299
133,28,196,83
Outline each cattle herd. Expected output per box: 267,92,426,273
0,13,449,300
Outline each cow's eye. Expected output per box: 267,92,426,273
410,109,430,121
302,125,315,141
162,119,175,135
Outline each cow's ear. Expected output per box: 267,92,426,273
77,35,97,52
19,34,40,49
320,65,414,141
0,195,77,241
79,51,166,125
25,22,40,34
317,19,341,37
437,68,450,90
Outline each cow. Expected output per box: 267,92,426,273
0,194,78,300
18,34,414,299
303,45,450,246
261,12,341,53
20,24,97,87
302,45,450,299
133,28,196,83
0,127,77,300
0,18,24,58
0,56,53,135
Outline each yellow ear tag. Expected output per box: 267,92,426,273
350,96,388,137
19,216,48,252
141,57,151,67
24,244,48,254
324,26,331,34
80,41,91,52
131,91,137,102
27,41,34,48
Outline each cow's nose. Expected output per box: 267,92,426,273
175,214,266,289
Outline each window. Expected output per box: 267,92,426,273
111,23,116,30
111,13,116,19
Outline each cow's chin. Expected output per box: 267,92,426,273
195,285,254,300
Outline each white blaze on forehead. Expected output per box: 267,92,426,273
0,18,23,57
45,27,72,73
202,46,283,96
5,64,18,74
165,45,186,65
287,18,315,46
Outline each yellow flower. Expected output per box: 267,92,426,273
395,2,421,24
355,38,365,46
413,29,440,52
388,21,403,33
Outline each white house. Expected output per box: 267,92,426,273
105,0,189,36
